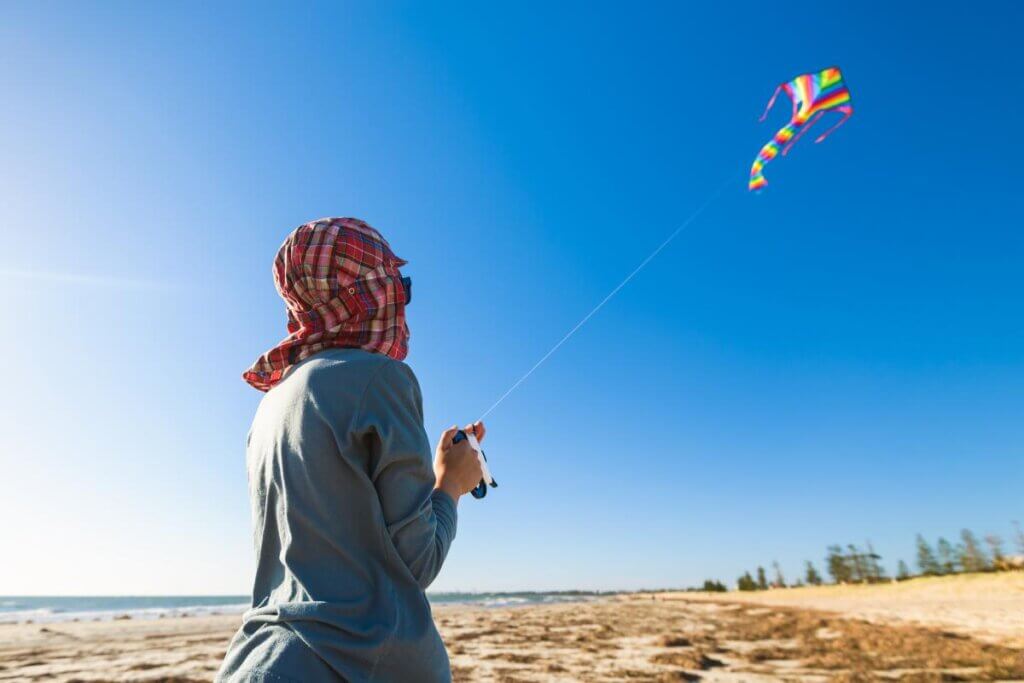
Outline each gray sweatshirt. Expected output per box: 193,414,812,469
217,348,456,683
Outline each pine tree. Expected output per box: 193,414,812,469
897,560,911,580
756,566,768,590
702,579,727,592
805,560,823,586
865,541,885,582
959,529,989,573
827,545,851,584
954,541,967,570
1013,521,1024,554
915,534,940,575
848,544,866,583
936,537,957,574
737,572,757,591
772,561,786,588
984,535,1005,564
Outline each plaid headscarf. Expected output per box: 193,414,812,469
243,217,409,392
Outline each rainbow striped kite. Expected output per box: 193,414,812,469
749,66,853,192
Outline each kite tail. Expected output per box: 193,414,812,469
749,120,800,191
781,111,824,156
749,164,767,192
758,85,783,122
749,143,770,191
813,105,853,143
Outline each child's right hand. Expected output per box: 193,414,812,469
433,422,485,502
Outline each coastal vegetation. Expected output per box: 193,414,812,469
728,521,1023,591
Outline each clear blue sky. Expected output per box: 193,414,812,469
1,2,1021,594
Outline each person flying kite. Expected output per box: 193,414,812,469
749,66,853,192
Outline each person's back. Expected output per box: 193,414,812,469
218,218,484,683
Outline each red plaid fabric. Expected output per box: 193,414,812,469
243,217,409,392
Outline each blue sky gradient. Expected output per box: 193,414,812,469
1,2,1021,593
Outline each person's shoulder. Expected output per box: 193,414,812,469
369,354,421,395
305,349,419,393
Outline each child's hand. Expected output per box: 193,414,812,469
433,422,486,502
462,421,485,443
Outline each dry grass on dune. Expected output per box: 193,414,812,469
673,570,1024,648
440,597,1024,682
711,603,1024,681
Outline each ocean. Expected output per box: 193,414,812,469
0,592,604,624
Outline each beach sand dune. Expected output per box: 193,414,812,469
1,574,1022,681
673,571,1024,649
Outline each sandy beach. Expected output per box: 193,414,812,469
2,574,1022,682
674,571,1024,649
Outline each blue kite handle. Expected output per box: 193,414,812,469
453,429,489,499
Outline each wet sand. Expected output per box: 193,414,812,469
2,574,1022,682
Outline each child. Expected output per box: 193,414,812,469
218,218,484,682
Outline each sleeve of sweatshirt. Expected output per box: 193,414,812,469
358,360,457,590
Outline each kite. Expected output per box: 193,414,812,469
749,66,853,192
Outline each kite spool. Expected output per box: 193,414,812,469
453,429,497,499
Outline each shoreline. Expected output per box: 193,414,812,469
0,592,609,626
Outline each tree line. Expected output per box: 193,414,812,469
703,521,1024,592
912,525,1023,576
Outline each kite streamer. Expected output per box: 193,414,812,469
749,66,853,192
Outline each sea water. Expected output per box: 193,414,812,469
0,592,604,624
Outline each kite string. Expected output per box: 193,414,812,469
477,173,740,422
